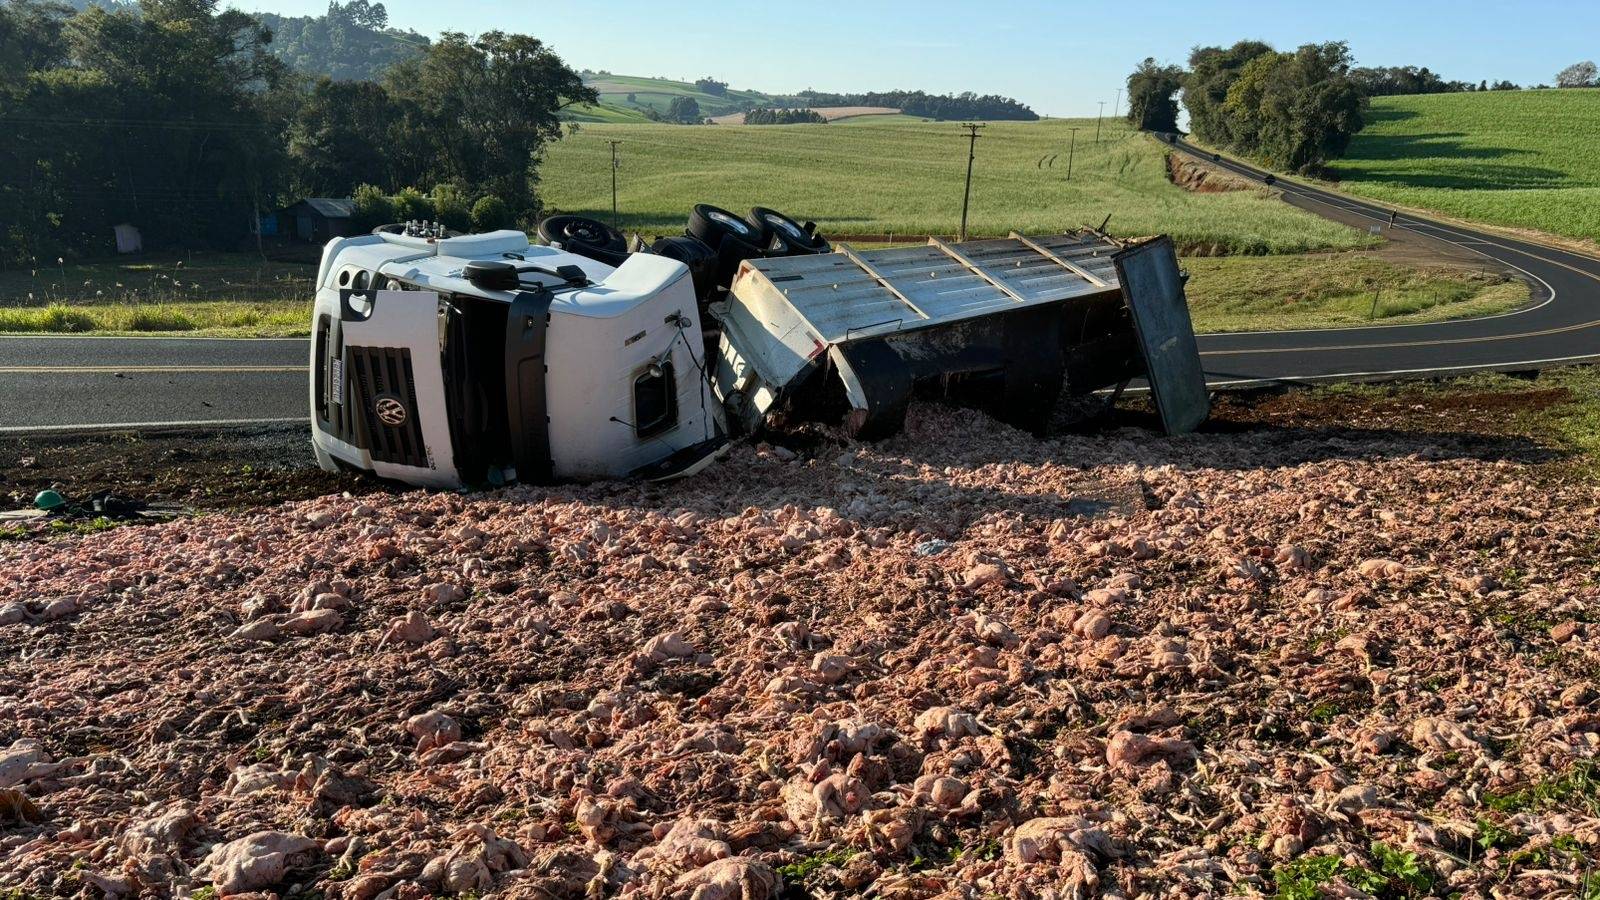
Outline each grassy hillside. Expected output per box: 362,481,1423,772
578,74,777,120
564,101,655,124
1329,89,1600,244
541,118,1367,254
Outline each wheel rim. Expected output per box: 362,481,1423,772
707,209,753,237
764,214,807,241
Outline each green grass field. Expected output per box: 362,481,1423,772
1183,253,1526,332
544,119,1368,254
1328,89,1600,245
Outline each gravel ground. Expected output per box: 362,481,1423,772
1,403,1598,899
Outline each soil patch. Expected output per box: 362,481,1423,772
0,424,385,517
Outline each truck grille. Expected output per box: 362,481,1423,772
347,345,428,468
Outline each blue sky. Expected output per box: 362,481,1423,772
237,0,1600,116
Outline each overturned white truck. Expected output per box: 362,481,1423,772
308,208,1207,489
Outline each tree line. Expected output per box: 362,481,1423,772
742,108,827,125
1350,66,1519,96
0,0,593,268
772,90,1038,121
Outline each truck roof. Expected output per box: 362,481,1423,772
325,228,690,319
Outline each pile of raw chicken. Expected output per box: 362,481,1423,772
2,406,1597,899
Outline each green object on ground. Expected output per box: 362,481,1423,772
33,489,65,511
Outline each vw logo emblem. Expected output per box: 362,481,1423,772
373,395,408,427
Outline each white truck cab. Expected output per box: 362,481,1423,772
309,224,723,488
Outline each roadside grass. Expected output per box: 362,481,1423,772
0,301,308,337
1327,90,1600,246
1184,253,1529,333
544,120,1370,255
0,251,314,336
0,251,312,306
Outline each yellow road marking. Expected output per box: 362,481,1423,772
0,365,300,374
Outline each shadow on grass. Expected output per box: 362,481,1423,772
1335,131,1568,191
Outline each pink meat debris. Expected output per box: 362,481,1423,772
3,402,1598,898
404,710,462,754
382,610,436,645
192,831,317,895
1105,730,1194,771
668,857,778,900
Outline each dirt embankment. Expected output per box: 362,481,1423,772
1166,152,1256,194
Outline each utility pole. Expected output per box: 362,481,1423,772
957,123,984,242
1096,101,1106,143
1113,88,1122,118
1066,128,1078,180
607,140,622,227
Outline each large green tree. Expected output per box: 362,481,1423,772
1181,39,1274,147
1221,42,1366,173
1124,57,1185,133
382,31,594,220
286,77,403,196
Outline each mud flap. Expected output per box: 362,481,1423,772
1114,237,1209,434
505,287,555,484
830,340,913,440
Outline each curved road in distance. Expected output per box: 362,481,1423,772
1171,137,1600,386
1,147,1597,432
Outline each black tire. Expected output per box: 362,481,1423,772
537,215,628,265
747,207,829,254
688,204,765,249
650,235,719,301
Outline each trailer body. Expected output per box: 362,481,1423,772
710,232,1204,439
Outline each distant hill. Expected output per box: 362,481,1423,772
575,73,780,121
569,73,1037,124
256,2,428,83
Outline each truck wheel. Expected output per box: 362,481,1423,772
537,215,628,264
748,207,829,254
689,204,766,249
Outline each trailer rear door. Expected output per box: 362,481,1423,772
1114,237,1209,434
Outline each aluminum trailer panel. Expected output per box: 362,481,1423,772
713,232,1143,438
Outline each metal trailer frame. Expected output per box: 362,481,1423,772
711,230,1203,439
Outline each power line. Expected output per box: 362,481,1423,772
957,123,984,242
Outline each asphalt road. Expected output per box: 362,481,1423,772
1173,138,1600,386
1,146,1597,432
0,337,304,430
